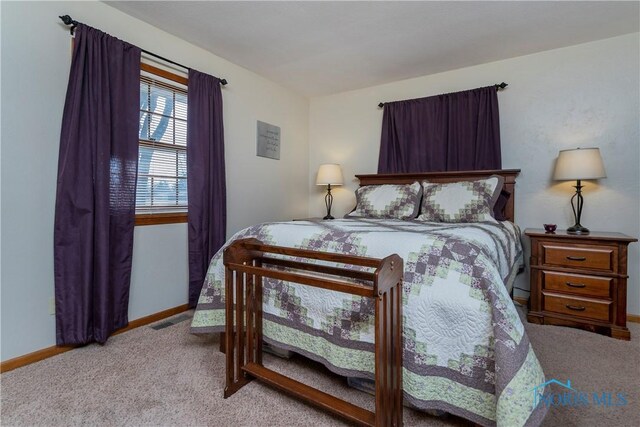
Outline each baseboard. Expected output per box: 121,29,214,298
111,304,190,337
513,296,528,306
0,345,75,374
0,303,189,374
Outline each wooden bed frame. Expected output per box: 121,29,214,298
355,169,520,222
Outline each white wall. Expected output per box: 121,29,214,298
0,1,309,361
308,34,640,315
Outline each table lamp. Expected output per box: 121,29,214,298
553,147,606,234
316,164,343,220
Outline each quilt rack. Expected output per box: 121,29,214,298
222,238,404,426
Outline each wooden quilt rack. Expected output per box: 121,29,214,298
222,238,404,427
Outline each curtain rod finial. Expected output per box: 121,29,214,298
59,15,75,25
220,79,228,86
59,15,78,35
378,102,384,108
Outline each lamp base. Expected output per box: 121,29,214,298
323,184,335,220
567,224,590,234
567,180,589,235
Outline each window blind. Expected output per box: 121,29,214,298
137,72,188,213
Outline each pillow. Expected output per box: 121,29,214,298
417,175,504,223
493,189,512,221
347,182,422,220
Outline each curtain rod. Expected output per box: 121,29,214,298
59,15,228,86
377,82,507,108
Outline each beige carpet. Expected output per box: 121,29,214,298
1,311,639,426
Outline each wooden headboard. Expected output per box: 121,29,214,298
355,169,520,222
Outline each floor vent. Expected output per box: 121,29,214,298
150,313,192,330
150,321,173,330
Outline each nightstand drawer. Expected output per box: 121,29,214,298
544,293,611,322
541,243,614,272
543,271,612,299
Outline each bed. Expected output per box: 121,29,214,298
191,169,548,427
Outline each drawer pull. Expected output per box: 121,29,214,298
566,282,586,288
566,256,587,261
566,304,586,311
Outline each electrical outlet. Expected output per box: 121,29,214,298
49,297,55,315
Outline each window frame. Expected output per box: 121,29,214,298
135,63,189,226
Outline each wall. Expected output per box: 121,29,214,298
308,34,640,315
0,1,309,361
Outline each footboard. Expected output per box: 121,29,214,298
223,238,404,427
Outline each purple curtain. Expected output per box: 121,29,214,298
54,25,141,345
187,70,226,307
378,86,501,173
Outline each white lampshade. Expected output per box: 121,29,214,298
553,147,606,181
316,164,344,186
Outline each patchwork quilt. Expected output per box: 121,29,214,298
191,218,547,426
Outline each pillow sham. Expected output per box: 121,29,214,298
347,182,422,220
417,175,504,223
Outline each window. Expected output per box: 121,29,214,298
136,64,188,225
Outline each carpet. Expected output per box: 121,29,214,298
1,311,638,426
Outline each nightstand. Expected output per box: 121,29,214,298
525,229,637,340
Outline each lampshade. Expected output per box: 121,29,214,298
553,147,606,181
316,164,344,186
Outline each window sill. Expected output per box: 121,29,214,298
135,212,188,226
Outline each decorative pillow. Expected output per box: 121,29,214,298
347,182,422,220
417,176,504,223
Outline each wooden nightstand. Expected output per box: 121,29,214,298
525,229,637,340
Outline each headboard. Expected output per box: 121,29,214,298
355,169,520,223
